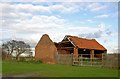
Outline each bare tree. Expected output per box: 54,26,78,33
2,40,17,59
15,41,31,60
2,40,31,60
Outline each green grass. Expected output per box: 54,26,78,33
0,60,2,73
2,61,119,77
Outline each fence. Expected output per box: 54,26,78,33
56,53,119,69
56,54,104,66
72,54,104,67
102,54,119,69
56,54,72,65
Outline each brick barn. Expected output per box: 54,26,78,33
35,34,58,64
57,35,107,62
35,34,107,64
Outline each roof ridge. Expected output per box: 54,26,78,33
68,35,94,41
64,35,106,50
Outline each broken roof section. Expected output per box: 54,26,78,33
64,35,107,51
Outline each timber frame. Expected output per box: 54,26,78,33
57,35,107,63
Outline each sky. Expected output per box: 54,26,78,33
0,0,119,53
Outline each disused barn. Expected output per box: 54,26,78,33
35,34,58,64
35,34,107,64
57,35,107,61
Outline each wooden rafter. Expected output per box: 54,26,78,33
58,47,74,50
67,37,76,47
61,41,70,43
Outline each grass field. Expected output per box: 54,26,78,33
2,61,119,77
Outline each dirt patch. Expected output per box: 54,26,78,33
2,72,43,77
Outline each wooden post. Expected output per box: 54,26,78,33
71,53,74,65
81,54,83,66
102,53,104,67
74,47,78,63
102,51,107,67
78,55,80,66
90,50,94,65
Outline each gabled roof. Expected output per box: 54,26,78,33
65,35,106,51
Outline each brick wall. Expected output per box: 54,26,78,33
35,34,58,64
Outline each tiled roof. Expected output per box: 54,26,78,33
67,35,106,50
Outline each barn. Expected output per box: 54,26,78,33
35,34,58,64
57,35,107,62
35,34,107,64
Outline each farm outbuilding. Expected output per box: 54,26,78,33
57,35,107,63
35,34,58,64
35,34,107,65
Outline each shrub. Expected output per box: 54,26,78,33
26,60,43,64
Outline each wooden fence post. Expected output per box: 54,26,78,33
102,52,107,67
81,54,83,66
90,50,94,66
71,53,74,65
74,47,78,63
78,55,80,66
102,53,104,67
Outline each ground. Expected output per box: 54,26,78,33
2,61,119,77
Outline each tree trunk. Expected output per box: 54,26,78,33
16,54,20,61
16,53,22,61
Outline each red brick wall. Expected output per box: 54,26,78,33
35,34,58,64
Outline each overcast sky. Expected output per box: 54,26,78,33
0,1,119,53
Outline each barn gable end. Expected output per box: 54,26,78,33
35,34,58,64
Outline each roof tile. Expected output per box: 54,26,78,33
68,35,106,50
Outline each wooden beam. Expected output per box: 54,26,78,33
67,37,76,47
57,47,74,50
61,41,71,43
102,50,107,66
61,47,74,49
74,47,78,63
90,50,94,65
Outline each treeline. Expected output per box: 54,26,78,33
1,40,33,61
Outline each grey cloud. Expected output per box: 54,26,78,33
105,29,112,35
106,31,112,35
104,39,107,43
79,28,112,39
79,30,102,39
